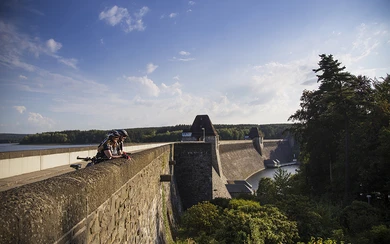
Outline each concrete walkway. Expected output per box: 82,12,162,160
0,161,89,192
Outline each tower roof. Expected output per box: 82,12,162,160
248,127,260,139
190,115,218,137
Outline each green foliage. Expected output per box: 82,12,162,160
259,124,292,139
274,168,293,195
366,225,390,244
289,54,390,206
0,133,29,143
255,169,343,242
180,201,220,237
340,201,381,236
256,177,277,205
18,123,292,144
178,199,299,244
297,237,343,244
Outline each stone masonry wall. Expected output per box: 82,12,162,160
219,141,265,180
262,140,294,164
174,143,214,210
0,145,181,244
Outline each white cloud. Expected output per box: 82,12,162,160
100,38,104,44
221,54,320,123
0,21,77,70
179,51,190,56
125,75,160,97
19,75,27,79
58,58,78,69
99,6,128,26
13,106,26,114
171,57,195,62
46,39,62,53
146,63,158,74
189,1,195,5
28,112,55,128
137,6,149,17
173,75,180,80
339,23,389,67
99,6,149,32
161,82,182,95
169,13,177,18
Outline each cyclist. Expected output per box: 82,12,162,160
96,131,124,160
116,129,129,155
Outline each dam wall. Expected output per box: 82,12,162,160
0,143,171,179
0,145,181,244
262,140,294,164
219,140,265,180
219,139,294,180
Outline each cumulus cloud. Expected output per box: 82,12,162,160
221,54,320,123
13,106,26,114
99,5,149,32
28,112,55,128
125,76,160,97
171,51,194,61
99,6,128,26
189,1,195,5
161,82,182,95
173,75,180,80
46,39,62,53
146,63,158,74
19,75,27,79
169,13,177,18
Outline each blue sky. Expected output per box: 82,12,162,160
1,0,389,134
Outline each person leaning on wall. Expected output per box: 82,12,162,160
96,130,130,160
116,129,130,158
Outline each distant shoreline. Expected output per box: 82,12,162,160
0,143,98,153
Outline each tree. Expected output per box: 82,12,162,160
178,199,299,244
289,54,378,203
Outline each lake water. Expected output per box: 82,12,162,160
246,165,300,191
0,143,98,152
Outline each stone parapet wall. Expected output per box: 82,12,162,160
0,145,180,244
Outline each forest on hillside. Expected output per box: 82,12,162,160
17,124,291,144
0,133,29,143
175,55,390,244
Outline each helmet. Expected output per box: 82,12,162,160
117,129,128,137
108,130,120,138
